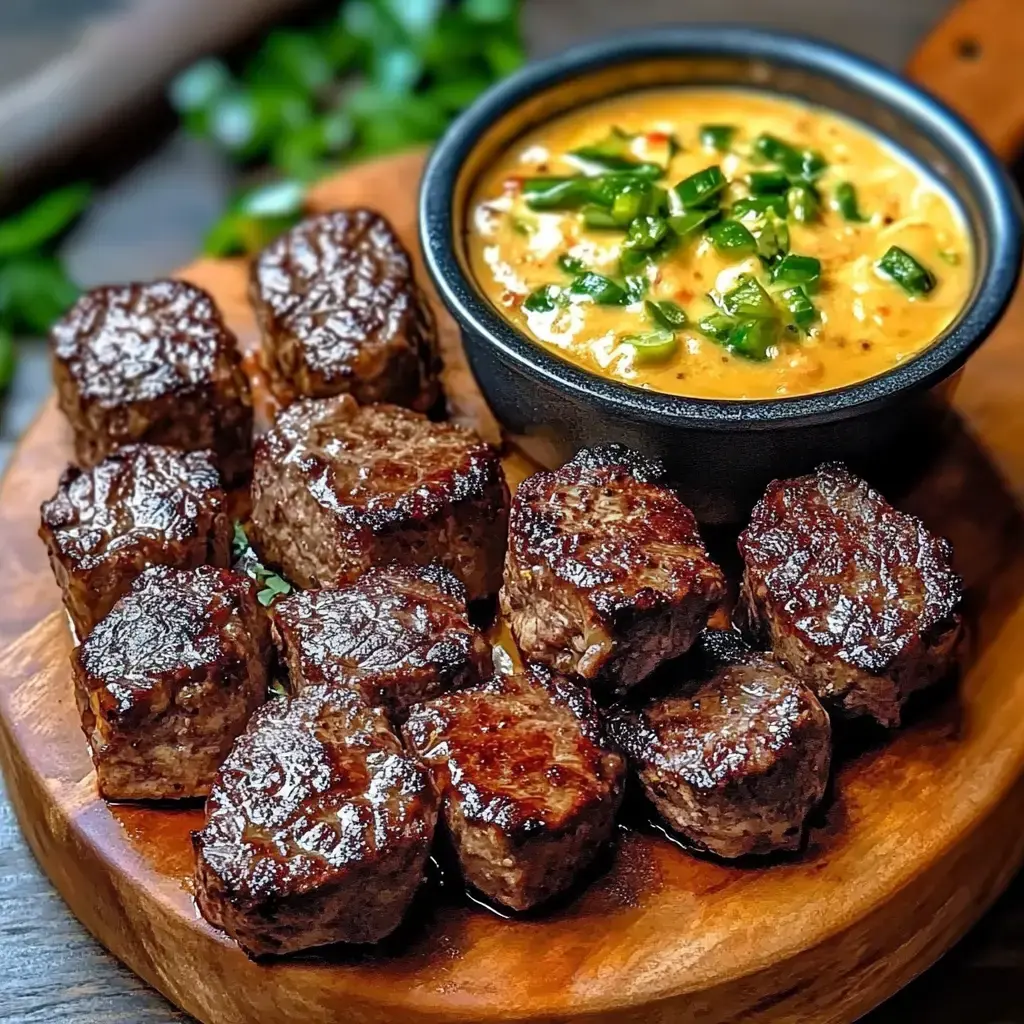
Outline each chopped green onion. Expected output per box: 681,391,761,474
645,299,688,330
748,170,790,194
771,253,821,290
699,125,736,152
707,219,757,257
876,245,936,296
697,313,734,342
570,272,629,305
674,165,727,209
668,208,720,242
523,285,564,313
833,181,869,222
620,328,678,363
787,184,820,225
524,177,591,211
557,253,588,275
569,128,662,178
728,318,777,361
731,195,788,220
720,274,777,319
753,133,827,180
611,182,652,224
778,286,819,329
625,215,669,252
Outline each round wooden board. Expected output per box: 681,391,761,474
4,15,1024,1020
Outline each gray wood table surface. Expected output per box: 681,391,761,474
4,2,1024,1022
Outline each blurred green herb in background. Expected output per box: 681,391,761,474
0,0,524,393
171,0,524,257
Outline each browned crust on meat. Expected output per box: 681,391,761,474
272,562,491,720
50,280,253,483
737,462,963,727
39,444,231,637
250,209,441,412
193,686,437,957
608,657,831,858
500,446,726,690
250,395,509,599
71,565,270,801
402,668,625,911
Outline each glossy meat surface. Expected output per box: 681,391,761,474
273,563,490,719
251,395,509,598
51,280,253,481
738,462,963,726
609,655,831,858
72,565,270,800
39,444,231,636
193,686,437,957
402,668,625,911
501,446,726,689
251,209,441,411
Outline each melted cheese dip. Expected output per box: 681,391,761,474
467,88,972,400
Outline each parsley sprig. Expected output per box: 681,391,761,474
231,521,294,607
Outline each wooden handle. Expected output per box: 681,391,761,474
907,0,1024,161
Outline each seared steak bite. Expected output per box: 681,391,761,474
402,667,625,911
71,565,271,801
608,655,831,858
737,462,963,728
39,444,231,637
250,395,509,600
193,686,437,957
500,445,726,690
250,209,441,411
51,280,253,483
273,563,490,720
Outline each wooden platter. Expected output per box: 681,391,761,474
3,12,1024,1021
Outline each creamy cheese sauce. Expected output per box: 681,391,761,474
467,88,972,400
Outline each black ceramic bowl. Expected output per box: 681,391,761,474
419,27,1022,523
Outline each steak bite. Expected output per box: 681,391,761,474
608,655,831,859
51,280,253,483
72,565,271,801
193,686,437,957
250,394,509,600
737,462,963,728
39,444,231,637
273,563,490,720
402,668,625,912
250,209,441,411
501,446,727,690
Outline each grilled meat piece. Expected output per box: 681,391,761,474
737,462,963,727
39,444,231,637
71,565,271,801
608,656,831,858
402,668,625,911
193,686,437,957
51,280,253,483
501,446,726,690
273,563,490,721
250,209,441,411
251,395,509,600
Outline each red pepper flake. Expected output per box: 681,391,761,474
675,289,695,303
878,305,891,318
502,290,522,308
502,176,525,194
646,131,670,144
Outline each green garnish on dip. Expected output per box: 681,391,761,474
470,87,972,400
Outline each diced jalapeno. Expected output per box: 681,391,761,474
728,318,777,361
787,184,820,224
752,210,790,261
754,133,827,180
645,299,688,330
699,124,737,152
771,253,821,290
570,272,629,305
611,182,652,224
668,207,720,242
626,215,669,252
731,194,788,220
581,205,620,229
876,245,936,296
523,177,591,210
557,253,588,275
698,313,734,342
707,219,757,257
833,181,869,222
721,274,777,319
620,328,678,363
778,286,819,329
674,165,727,209
748,170,790,194
523,285,563,313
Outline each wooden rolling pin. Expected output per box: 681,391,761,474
0,0,313,206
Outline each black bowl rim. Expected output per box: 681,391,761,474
419,25,1023,430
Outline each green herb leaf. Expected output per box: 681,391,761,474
0,324,15,391
231,521,250,560
0,183,92,258
557,253,588,275
0,256,80,334
523,284,563,313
